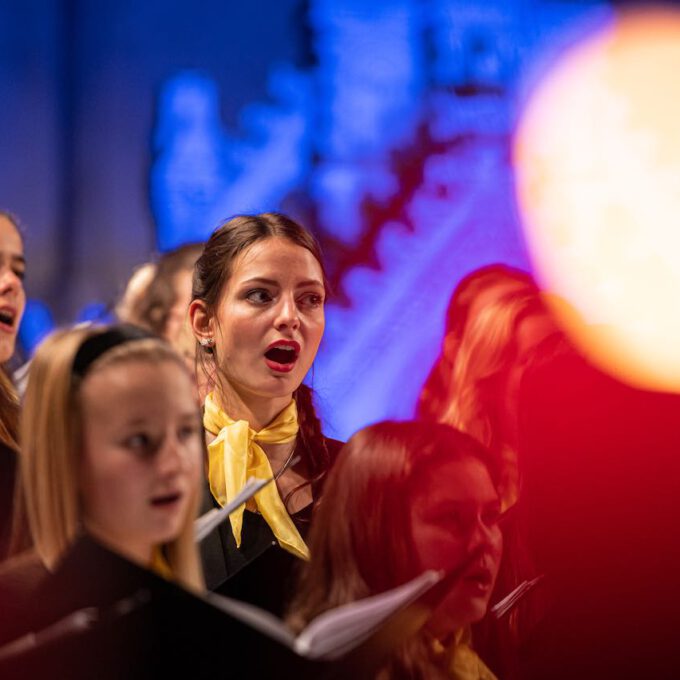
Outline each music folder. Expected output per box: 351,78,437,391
0,535,476,679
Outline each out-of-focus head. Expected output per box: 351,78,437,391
295,421,501,633
134,243,203,344
20,325,204,587
115,262,157,327
189,213,327,405
418,264,556,457
0,211,26,364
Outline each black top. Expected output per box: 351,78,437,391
0,442,18,561
200,436,343,617
0,535,328,679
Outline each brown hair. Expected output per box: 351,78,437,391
192,213,332,505
20,325,204,591
137,243,203,336
288,421,498,678
0,369,19,452
0,211,28,556
0,210,24,442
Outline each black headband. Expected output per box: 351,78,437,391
72,325,156,378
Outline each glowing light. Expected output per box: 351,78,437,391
514,7,680,392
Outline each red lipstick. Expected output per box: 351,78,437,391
264,339,300,373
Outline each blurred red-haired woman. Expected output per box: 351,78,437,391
288,421,502,679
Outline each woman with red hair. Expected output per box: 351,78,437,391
288,421,503,679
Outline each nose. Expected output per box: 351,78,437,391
156,434,188,478
0,265,21,297
273,294,300,332
467,514,501,554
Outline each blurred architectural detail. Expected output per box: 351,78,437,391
151,68,314,251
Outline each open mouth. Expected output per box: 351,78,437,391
0,308,16,331
264,340,300,373
150,492,182,508
463,567,493,590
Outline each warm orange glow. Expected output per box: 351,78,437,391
514,7,680,392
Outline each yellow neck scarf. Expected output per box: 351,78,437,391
203,391,310,560
150,546,173,580
431,629,498,680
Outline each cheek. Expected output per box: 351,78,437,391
186,444,204,487
414,524,468,571
218,310,261,355
17,286,26,313
490,528,504,569
80,453,145,513
302,315,325,354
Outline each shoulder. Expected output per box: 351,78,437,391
0,549,47,590
0,550,49,643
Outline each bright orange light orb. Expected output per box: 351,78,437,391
515,7,680,392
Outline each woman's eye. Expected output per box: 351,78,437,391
123,433,152,453
427,508,462,527
178,423,199,442
299,292,324,308
13,268,25,282
246,289,274,304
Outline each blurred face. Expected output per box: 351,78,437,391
499,311,556,447
0,216,26,362
210,237,325,403
79,359,203,564
410,455,502,636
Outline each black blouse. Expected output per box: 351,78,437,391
199,436,343,617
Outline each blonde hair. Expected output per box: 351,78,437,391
20,325,204,591
437,290,544,444
418,272,548,505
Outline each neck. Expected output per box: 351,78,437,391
84,522,153,568
216,383,293,432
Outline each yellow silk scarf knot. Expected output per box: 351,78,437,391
431,629,498,680
203,392,310,560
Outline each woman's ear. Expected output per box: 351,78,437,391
189,299,214,345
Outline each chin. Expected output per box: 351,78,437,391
151,518,187,545
0,341,14,363
432,596,490,634
258,375,303,397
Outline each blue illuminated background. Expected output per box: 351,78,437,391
0,0,612,439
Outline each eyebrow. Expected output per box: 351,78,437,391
122,417,149,428
241,276,324,288
0,253,26,265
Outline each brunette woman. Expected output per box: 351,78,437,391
288,421,503,680
189,212,340,615
0,211,26,560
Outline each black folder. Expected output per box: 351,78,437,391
0,535,476,679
